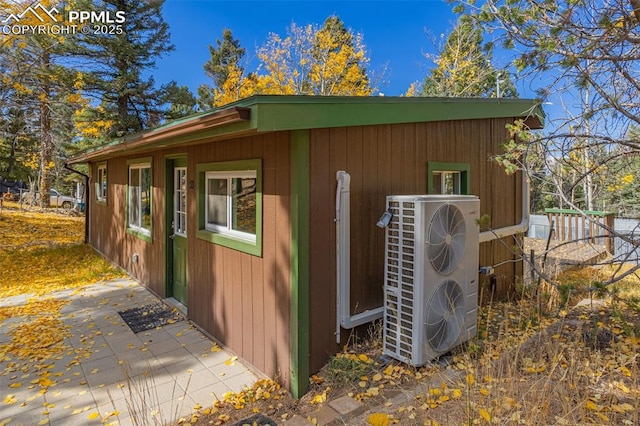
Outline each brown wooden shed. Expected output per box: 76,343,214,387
69,95,544,397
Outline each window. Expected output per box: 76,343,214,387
433,171,461,195
174,167,187,236
197,159,262,256
205,171,257,240
427,162,470,195
127,159,152,241
96,163,107,203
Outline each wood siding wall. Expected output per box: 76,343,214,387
89,131,292,387
308,119,524,373
89,156,166,295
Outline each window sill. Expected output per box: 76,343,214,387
96,199,107,206
196,229,261,256
126,227,152,243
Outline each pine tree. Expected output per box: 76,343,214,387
203,29,246,89
198,29,247,109
70,0,174,139
160,81,198,120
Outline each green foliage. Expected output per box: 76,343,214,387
0,7,83,202
1,0,175,195
491,120,534,175
326,352,375,384
477,213,491,228
70,0,174,138
203,15,373,107
198,28,247,109
159,81,198,120
203,28,246,89
598,134,640,217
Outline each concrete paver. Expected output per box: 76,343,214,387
327,395,364,416
0,278,260,425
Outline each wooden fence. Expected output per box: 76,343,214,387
545,208,615,254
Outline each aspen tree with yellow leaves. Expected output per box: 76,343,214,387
256,16,372,96
418,16,516,98
202,16,374,107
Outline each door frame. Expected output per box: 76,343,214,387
165,155,188,306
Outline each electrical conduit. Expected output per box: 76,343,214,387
335,171,383,344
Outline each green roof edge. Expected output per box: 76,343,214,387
69,95,545,163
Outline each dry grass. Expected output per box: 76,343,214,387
191,267,640,425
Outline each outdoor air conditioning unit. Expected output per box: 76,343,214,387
382,195,480,366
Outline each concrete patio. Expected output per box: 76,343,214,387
0,278,259,425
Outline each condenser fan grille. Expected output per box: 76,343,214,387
425,279,465,353
425,280,465,353
427,203,466,274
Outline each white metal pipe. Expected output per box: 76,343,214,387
479,174,530,243
335,171,384,343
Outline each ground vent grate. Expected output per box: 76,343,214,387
117,302,184,333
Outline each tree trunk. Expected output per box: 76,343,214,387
39,51,52,208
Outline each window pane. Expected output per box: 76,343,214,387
141,168,151,230
444,173,455,194
129,169,140,226
433,172,442,194
207,178,228,227
175,168,187,235
231,177,257,234
101,168,107,198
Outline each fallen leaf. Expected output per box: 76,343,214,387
585,400,600,411
466,374,475,386
311,391,327,404
3,395,17,404
367,413,390,426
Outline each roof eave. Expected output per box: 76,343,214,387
68,106,252,164
68,96,545,164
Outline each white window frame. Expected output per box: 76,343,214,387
174,167,187,237
96,164,107,202
204,170,257,243
128,162,152,237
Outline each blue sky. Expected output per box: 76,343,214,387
153,0,570,123
155,1,468,96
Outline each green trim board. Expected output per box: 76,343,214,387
427,162,471,195
545,208,612,217
69,96,545,164
251,97,544,132
289,130,310,398
195,159,263,257
125,157,153,243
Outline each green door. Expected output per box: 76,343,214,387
169,160,188,306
